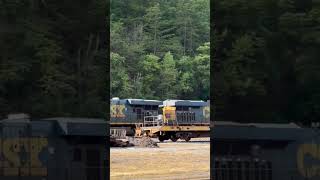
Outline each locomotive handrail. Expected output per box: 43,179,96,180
143,116,162,127
110,128,126,139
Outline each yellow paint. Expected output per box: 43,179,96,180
297,143,320,178
163,106,176,123
3,139,20,175
203,106,210,119
30,138,48,176
160,126,210,132
0,138,48,176
141,125,210,136
111,105,126,118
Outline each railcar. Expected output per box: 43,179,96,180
110,98,162,135
110,98,210,141
212,121,320,180
141,99,210,142
162,99,210,125
0,115,108,180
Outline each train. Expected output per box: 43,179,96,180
0,114,108,180
110,97,210,141
212,121,320,180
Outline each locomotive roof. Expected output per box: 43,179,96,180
214,121,301,128
43,117,107,136
213,121,318,141
0,117,107,137
43,117,106,123
163,99,208,107
127,99,162,106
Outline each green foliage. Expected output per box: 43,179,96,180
0,0,108,118
193,43,210,99
111,53,131,98
111,0,210,101
140,54,160,99
158,52,178,99
214,0,320,125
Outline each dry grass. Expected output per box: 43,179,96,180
110,138,210,180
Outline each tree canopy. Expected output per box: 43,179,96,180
110,0,210,100
213,0,320,125
0,0,108,118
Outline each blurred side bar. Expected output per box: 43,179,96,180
213,121,320,180
0,114,107,180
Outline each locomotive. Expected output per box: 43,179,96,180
0,114,108,180
110,98,162,135
110,98,210,141
212,121,320,180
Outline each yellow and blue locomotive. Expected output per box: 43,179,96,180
212,121,320,180
110,98,210,141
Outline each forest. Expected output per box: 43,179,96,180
0,0,108,118
110,0,210,100
1,0,319,125
214,0,320,125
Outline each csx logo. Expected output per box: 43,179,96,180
0,137,48,176
110,105,125,118
297,143,320,178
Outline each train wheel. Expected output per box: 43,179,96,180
158,136,165,142
170,135,178,142
184,137,191,142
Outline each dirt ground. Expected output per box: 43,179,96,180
110,138,210,180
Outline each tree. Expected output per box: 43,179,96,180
158,52,178,99
0,0,108,118
111,53,131,98
110,0,210,101
140,54,161,99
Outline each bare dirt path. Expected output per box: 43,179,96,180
110,138,210,180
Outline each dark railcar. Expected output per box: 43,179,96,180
110,98,210,126
110,98,162,135
0,116,107,180
110,98,162,125
110,98,210,138
212,121,320,180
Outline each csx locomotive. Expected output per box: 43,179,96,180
212,121,320,180
110,98,210,141
0,114,107,180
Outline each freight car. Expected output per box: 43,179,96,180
212,121,320,180
0,114,107,180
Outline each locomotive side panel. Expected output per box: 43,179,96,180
213,122,320,180
110,99,161,125
167,100,210,125
110,99,132,125
0,118,107,180
286,134,320,180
